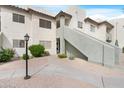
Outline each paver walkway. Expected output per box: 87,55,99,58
0,55,124,88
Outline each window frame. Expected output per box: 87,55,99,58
13,39,25,48
39,19,51,29
56,20,60,28
90,24,95,32
13,13,25,24
78,21,83,29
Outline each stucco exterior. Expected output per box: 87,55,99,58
1,7,32,56
62,27,119,66
109,18,124,50
30,13,56,55
66,6,86,31
0,5,121,66
84,22,107,42
0,6,56,56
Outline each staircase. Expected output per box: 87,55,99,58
59,27,120,66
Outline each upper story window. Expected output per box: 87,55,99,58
78,21,83,29
39,19,51,29
106,29,112,43
56,20,60,28
106,32,112,43
13,13,25,23
13,40,25,48
90,25,95,32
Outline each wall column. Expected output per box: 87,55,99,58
60,15,65,54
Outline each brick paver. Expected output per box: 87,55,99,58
0,55,124,88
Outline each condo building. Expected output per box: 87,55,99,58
0,5,121,66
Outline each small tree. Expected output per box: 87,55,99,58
29,44,45,57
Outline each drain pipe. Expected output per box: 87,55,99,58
102,45,104,66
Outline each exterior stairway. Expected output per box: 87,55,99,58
59,27,120,66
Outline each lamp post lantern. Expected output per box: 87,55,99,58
24,33,31,80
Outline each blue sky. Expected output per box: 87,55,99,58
34,5,124,20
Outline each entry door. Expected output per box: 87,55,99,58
56,38,60,54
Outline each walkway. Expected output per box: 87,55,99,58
0,56,124,88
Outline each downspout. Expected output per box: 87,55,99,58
102,45,104,66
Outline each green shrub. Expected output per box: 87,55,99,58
43,51,50,56
6,49,15,58
0,48,15,62
29,44,45,57
58,53,67,58
22,54,29,60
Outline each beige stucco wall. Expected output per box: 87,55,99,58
66,6,86,31
65,6,108,43
0,6,56,56
84,22,107,42
63,27,120,66
31,13,56,55
109,18,124,50
1,7,32,56
65,40,88,60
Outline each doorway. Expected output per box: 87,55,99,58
56,38,60,54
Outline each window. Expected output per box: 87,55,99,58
78,21,83,29
56,20,60,28
65,19,70,26
90,25,95,32
106,32,112,43
13,40,25,48
39,41,51,49
39,19,51,29
13,13,25,23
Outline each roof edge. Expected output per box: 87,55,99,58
84,17,114,28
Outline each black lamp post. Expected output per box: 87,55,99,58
24,33,31,80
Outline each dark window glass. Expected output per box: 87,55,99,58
39,19,51,29
13,40,25,48
19,15,25,23
13,13,18,22
13,13,25,23
78,21,83,29
90,25,95,32
56,20,60,28
20,40,25,47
